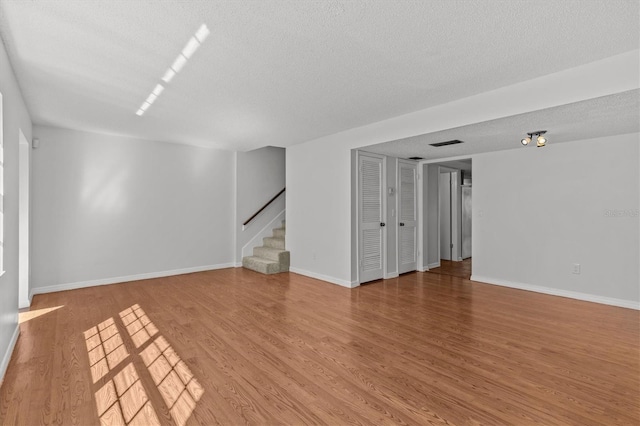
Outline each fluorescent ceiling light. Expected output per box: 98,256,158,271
182,37,200,59
145,93,158,104
152,84,165,96
137,23,209,116
195,24,210,43
161,68,176,83
171,54,187,73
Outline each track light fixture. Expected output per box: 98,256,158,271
521,130,547,147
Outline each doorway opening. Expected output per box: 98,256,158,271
424,159,472,280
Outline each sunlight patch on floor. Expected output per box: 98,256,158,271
19,305,64,324
84,304,203,426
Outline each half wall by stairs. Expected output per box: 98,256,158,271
242,221,289,274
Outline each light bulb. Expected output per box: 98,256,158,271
537,135,546,147
521,137,531,146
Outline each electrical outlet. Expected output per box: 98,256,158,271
572,263,581,274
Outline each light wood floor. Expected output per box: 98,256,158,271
1,268,638,425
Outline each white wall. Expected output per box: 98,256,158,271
235,146,285,263
472,134,639,308
30,126,236,293
0,36,33,382
288,139,353,286
287,51,638,287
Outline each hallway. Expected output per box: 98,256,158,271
426,258,472,279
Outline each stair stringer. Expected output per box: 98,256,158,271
240,209,286,263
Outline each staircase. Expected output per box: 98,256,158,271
242,221,290,274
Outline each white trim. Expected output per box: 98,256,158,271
18,296,31,310
234,262,243,268
470,275,640,311
290,267,359,288
232,151,238,265
0,324,20,387
240,209,286,259
30,263,235,297
384,272,399,279
428,262,441,269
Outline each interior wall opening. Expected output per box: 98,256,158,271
424,158,472,280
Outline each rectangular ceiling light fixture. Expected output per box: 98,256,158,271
429,139,464,147
137,23,210,116
182,37,200,59
171,54,188,73
152,84,164,96
161,68,176,84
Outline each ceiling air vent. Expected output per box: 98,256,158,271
430,139,464,147
408,156,424,160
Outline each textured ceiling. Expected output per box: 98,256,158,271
362,90,640,160
0,0,638,151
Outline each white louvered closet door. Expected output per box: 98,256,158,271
359,154,384,283
398,160,417,274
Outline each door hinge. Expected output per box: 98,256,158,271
451,243,454,248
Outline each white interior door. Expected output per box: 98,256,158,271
359,154,384,283
398,161,417,274
439,172,452,261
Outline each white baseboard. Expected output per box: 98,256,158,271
384,272,399,279
470,275,640,310
289,267,359,288
0,324,20,387
428,262,441,269
234,262,243,268
30,263,236,298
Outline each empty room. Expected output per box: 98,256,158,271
0,1,638,425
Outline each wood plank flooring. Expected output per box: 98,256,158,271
1,268,638,425
427,258,472,279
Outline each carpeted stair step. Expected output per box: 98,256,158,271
242,217,288,275
272,227,286,238
263,236,285,249
253,246,290,267
242,256,281,274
